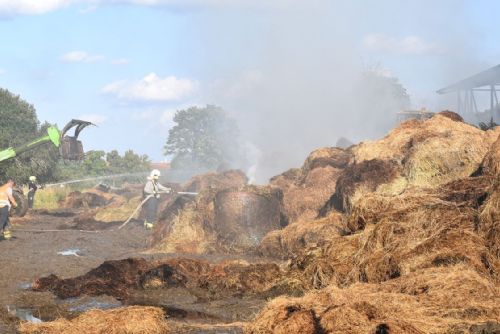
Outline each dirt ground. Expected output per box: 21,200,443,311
0,208,278,334
0,209,152,333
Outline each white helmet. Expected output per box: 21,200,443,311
29,176,37,182
150,169,161,179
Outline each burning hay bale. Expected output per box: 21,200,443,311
151,179,286,254
150,193,216,254
149,169,253,254
18,306,169,334
246,266,500,334
214,185,284,252
270,147,350,222
181,169,248,192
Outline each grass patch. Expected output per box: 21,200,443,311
32,186,73,210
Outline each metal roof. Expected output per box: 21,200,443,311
437,64,500,94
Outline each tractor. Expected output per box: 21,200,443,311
0,120,94,217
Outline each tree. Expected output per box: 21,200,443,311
0,89,59,183
106,149,150,173
164,105,241,171
350,67,411,139
54,149,151,181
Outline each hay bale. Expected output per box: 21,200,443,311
343,187,493,282
352,114,500,189
94,196,142,223
150,171,258,254
18,306,169,334
300,147,351,175
63,190,114,209
258,212,345,259
320,159,400,214
269,168,301,190
481,180,500,260
181,169,248,193
402,133,487,187
270,147,350,223
197,261,283,297
152,185,286,254
247,267,500,334
150,193,216,254
282,174,497,291
437,110,464,122
214,185,284,252
481,134,500,176
277,166,342,222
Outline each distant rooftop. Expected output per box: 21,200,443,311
437,64,500,94
436,64,500,117
150,162,170,170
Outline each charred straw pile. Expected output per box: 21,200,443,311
149,170,288,254
249,112,500,333
23,112,500,334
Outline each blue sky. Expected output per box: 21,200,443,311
0,0,499,168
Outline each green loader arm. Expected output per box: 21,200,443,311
0,126,61,163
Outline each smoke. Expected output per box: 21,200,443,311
193,2,412,182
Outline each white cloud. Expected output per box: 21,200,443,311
0,0,281,16
0,0,72,16
77,113,107,124
362,33,441,55
61,51,104,63
102,72,198,102
0,68,5,75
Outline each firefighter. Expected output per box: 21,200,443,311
27,176,38,209
0,180,17,240
143,169,171,230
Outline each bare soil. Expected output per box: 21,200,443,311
0,209,151,333
0,208,279,333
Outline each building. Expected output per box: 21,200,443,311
437,64,500,122
150,162,170,173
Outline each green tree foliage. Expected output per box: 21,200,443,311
54,149,151,181
0,89,59,184
164,105,241,171
107,149,150,173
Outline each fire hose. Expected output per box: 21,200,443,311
118,191,198,230
12,191,198,234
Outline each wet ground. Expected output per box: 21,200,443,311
0,209,151,332
0,209,275,333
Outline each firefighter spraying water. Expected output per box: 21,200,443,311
143,169,171,230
